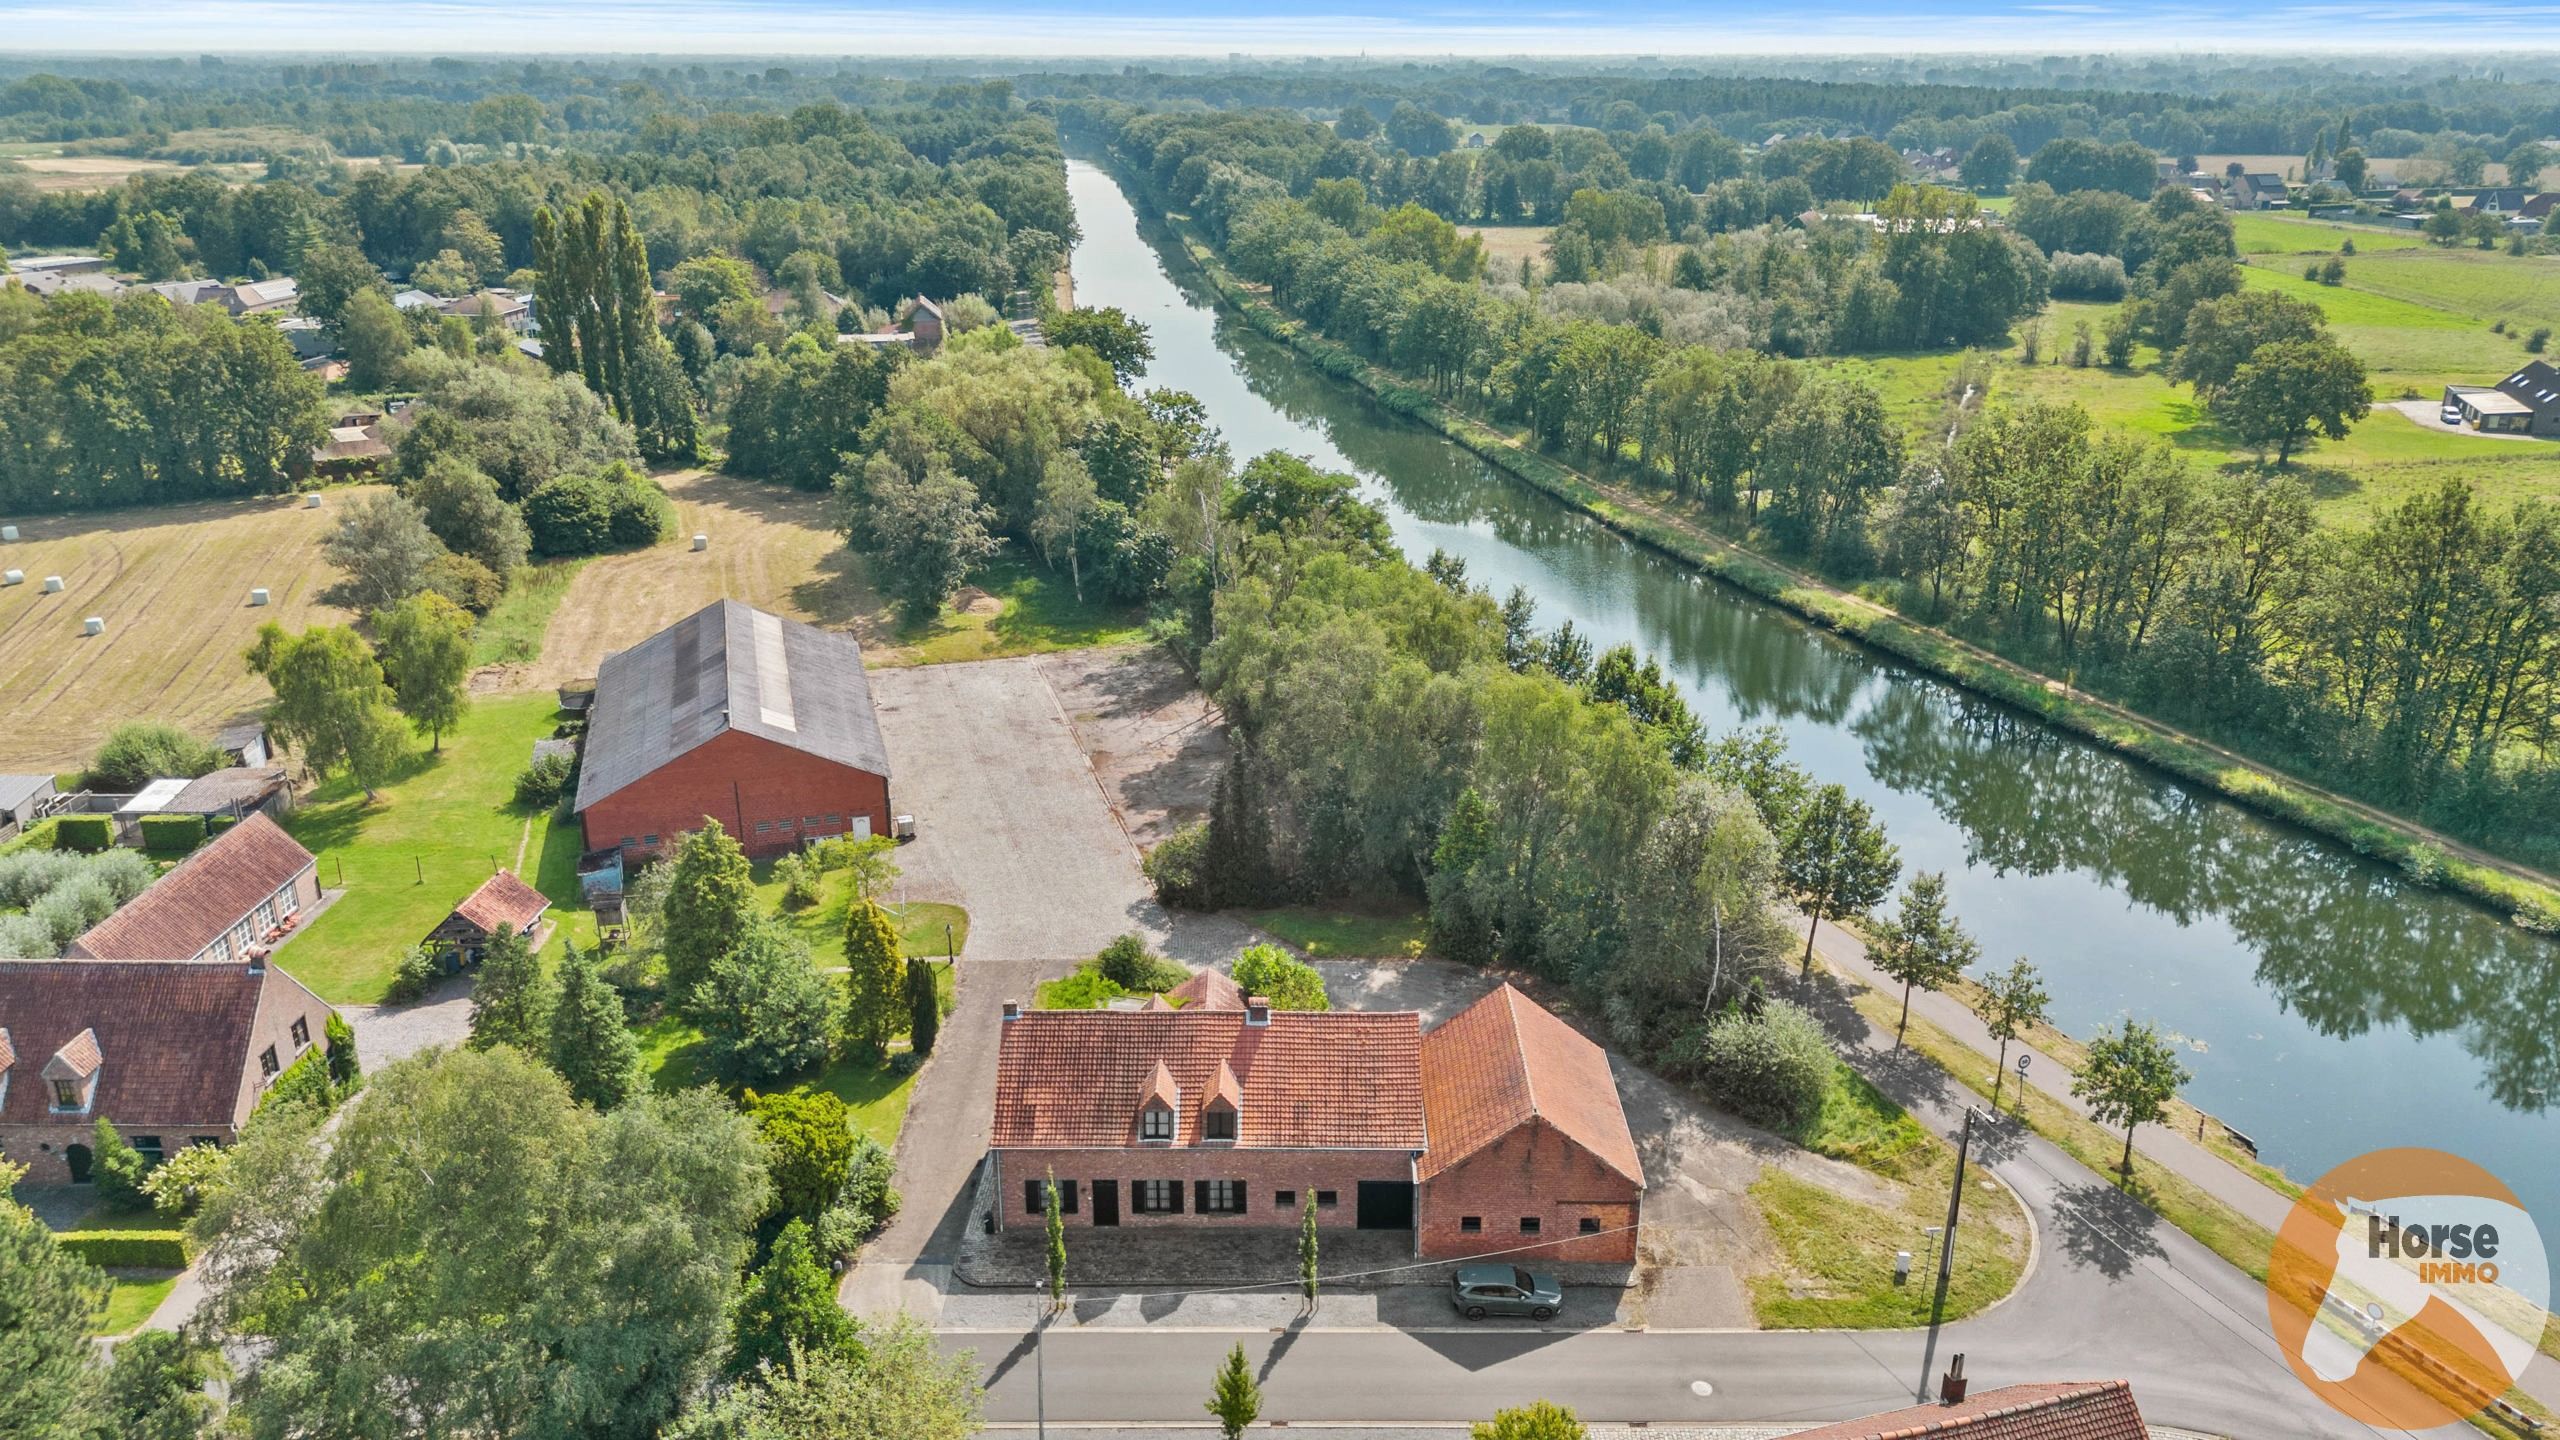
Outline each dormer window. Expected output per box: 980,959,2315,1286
1140,1106,1174,1142
52,1078,80,1109
1201,1105,1237,1142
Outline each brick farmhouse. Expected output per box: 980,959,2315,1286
0,956,333,1184
574,600,892,862
67,812,319,965
989,983,1642,1262
1782,1379,2148,1440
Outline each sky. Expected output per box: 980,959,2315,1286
0,0,2555,57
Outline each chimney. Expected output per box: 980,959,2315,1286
1245,997,1271,1027
1000,1000,1021,1022
1938,1354,1968,1406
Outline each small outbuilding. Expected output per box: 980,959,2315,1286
423,870,552,969
0,775,58,832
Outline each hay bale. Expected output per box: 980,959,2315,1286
304,493,323,509
82,616,104,636
692,533,709,551
1,570,19,586
42,575,63,593
0,524,17,541
249,587,270,606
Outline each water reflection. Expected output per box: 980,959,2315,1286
1066,159,2560,1217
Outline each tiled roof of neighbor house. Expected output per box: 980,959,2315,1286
1417,984,1642,1185
0,959,323,1129
1780,1381,2147,1440
574,600,891,811
992,1008,1425,1150
66,812,314,961
166,767,289,815
448,870,551,937
1166,967,1246,1011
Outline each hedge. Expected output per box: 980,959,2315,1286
138,814,206,854
52,816,112,853
1113,154,2560,935
55,1229,189,1269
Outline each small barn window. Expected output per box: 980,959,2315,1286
1315,1190,1338,1207
1136,1179,1180,1214
1519,1217,1541,1235
1578,1217,1601,1235
277,883,299,917
642,834,659,846
824,813,842,825
777,818,795,831
803,815,823,828
1460,1216,1483,1233
1275,1189,1297,1208
622,836,639,848
755,821,773,834
254,901,276,931
1201,1106,1237,1141
205,933,231,965
51,1079,81,1109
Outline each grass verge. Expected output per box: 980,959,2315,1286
91,1270,181,1336
1748,1138,2026,1329
1241,904,1428,958
472,557,591,667
874,549,1148,666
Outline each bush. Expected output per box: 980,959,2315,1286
31,873,116,949
53,815,113,853
1231,944,1329,1010
513,750,577,808
773,851,823,909
2046,251,2128,301
1141,822,1214,907
385,945,443,1004
0,913,53,957
87,848,154,905
256,1047,342,1117
606,474,675,547
137,814,205,855
426,551,506,614
523,472,617,556
2531,327,2552,354
1096,932,1187,992
141,1142,230,1219
1689,999,1835,1133
85,721,223,791
54,1230,190,1269
325,1011,361,1093
0,849,80,908
92,1118,154,1213
814,1134,901,1261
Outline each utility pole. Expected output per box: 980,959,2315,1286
1918,1105,1988,1401
1035,1305,1047,1440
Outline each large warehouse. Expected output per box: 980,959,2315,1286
573,600,892,861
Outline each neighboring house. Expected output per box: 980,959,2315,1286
764,286,846,319
573,600,893,861
277,316,332,363
423,870,551,969
225,277,298,315
6,268,124,299
392,288,444,311
1781,1380,2147,1440
2443,360,2560,438
217,722,271,768
907,296,946,352
1415,984,1644,1263
0,775,59,831
1165,967,1246,1011
65,812,319,966
2519,193,2560,224
442,289,533,332
163,767,293,824
988,983,1644,1259
991,998,1429,1236
138,278,229,306
8,254,107,277
0,955,333,1185
2466,188,2530,215
2228,172,2289,209
312,411,392,476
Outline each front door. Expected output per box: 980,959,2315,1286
1355,1180,1414,1230
1091,1179,1120,1227
851,814,873,841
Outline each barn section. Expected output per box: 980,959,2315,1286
573,599,891,862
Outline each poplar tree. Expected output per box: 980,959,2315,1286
1780,784,1899,981
1870,871,1978,1046
840,899,906,1062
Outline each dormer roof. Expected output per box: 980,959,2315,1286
1206,1057,1243,1110
1141,1058,1181,1114
43,1027,101,1081
0,1026,14,1070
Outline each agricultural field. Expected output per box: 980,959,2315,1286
1460,223,1552,277
2191,152,2500,188
0,153,258,192
0,489,367,773
2229,212,2428,255
522,466,1144,687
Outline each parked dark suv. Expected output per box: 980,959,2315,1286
1450,1263,1564,1321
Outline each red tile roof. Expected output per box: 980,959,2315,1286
1166,967,1245,1011
0,959,322,1129
1417,985,1642,1186
1784,1382,2147,1440
43,1027,101,1080
992,1009,1425,1150
448,870,550,937
66,813,314,961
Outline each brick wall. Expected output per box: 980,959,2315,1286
230,965,334,1128
581,729,891,861
993,1147,1415,1232
1,1122,239,1186
1415,1121,1641,1263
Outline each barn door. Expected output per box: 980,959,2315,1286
852,815,873,840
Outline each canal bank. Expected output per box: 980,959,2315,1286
1063,155,2560,1231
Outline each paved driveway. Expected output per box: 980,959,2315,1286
2381,398,2547,441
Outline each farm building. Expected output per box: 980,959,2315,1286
573,600,892,862
0,775,58,833
2445,361,2560,438
0,955,333,1185
988,983,1642,1261
66,812,319,966
163,767,294,824
423,870,551,969
217,722,271,768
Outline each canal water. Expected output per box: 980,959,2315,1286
1064,158,2560,1223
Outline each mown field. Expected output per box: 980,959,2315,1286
1828,231,2560,526
0,489,369,773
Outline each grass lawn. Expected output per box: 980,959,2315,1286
873,550,1148,667
1747,1137,2027,1329
1036,962,1134,1010
91,1270,181,1336
1242,904,1428,958
634,962,951,1148
751,861,970,960
2231,212,2429,255
1789,1062,1928,1177
471,557,591,667
278,693,585,1003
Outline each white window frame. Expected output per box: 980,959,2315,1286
275,881,300,918
1135,1179,1178,1214
254,900,277,932
1139,1106,1175,1142
204,932,231,965
1203,1179,1242,1214
50,1076,90,1114
1200,1105,1237,1142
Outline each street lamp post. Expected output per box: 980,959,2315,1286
1918,1105,1991,1400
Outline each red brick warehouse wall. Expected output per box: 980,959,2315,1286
581,729,891,861
993,1147,1417,1232
1415,1121,1641,1263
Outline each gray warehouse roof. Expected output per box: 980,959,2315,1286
572,600,889,814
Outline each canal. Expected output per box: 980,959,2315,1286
1063,158,2560,1222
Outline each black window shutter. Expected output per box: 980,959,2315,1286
1063,1180,1080,1214
1025,1180,1041,1215
1167,1180,1184,1214
1193,1180,1210,1215
1234,1180,1248,1214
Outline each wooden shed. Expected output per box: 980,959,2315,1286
424,870,552,970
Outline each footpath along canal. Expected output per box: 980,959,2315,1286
1064,156,2560,1225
